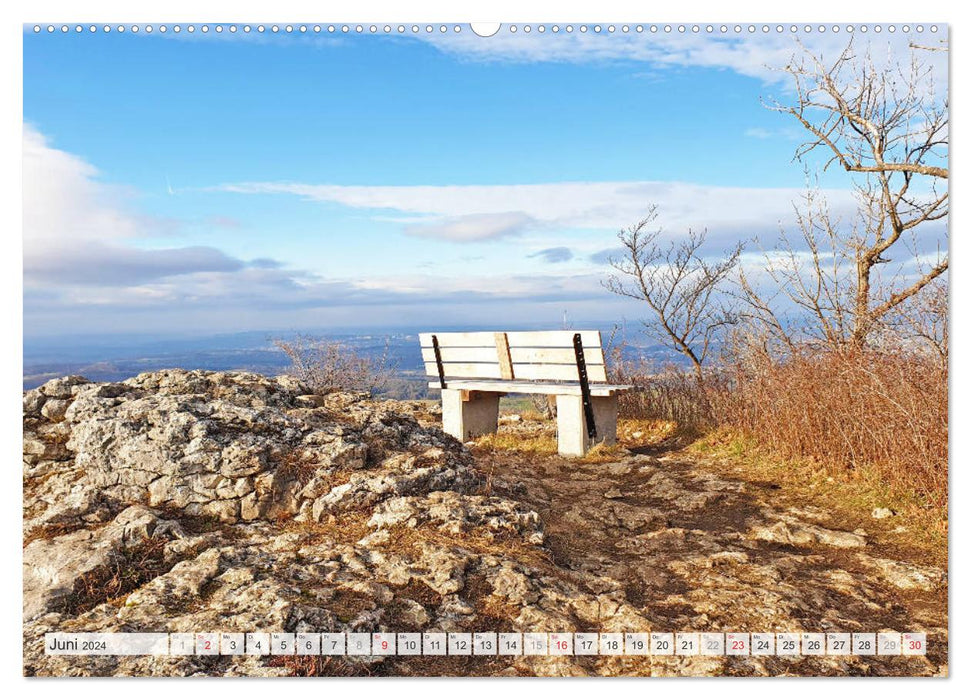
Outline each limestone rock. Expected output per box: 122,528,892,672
21,370,947,678
23,505,185,620
367,491,543,543
749,515,867,549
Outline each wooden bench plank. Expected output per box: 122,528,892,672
506,330,602,348
423,361,503,379
509,346,605,365
421,346,504,363
420,330,602,349
421,345,607,367
428,379,630,396
419,331,504,348
513,363,608,383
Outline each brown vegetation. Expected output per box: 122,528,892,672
63,536,171,616
714,348,947,502
603,37,948,526
611,347,947,514
273,334,396,395
266,655,359,677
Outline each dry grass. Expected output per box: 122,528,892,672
472,418,677,462
712,348,947,508
23,521,90,548
63,536,172,615
610,345,946,517
281,511,371,544
576,441,628,464
275,451,327,485
473,430,557,455
690,427,948,560
266,655,360,677
616,418,680,448
611,359,715,435
381,522,555,571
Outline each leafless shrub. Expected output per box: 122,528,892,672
882,274,948,368
598,37,948,510
608,350,716,435
273,334,396,395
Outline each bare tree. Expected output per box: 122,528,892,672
749,38,949,349
604,207,742,379
735,185,857,352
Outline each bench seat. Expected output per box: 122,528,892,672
428,379,630,397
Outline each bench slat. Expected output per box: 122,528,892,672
510,346,605,365
419,331,504,348
428,379,630,396
421,362,608,382
420,330,602,349
506,330,602,348
423,361,503,380
420,345,606,366
421,347,504,363
514,363,608,383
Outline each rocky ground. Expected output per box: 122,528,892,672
22,370,947,676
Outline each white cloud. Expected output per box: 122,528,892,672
529,246,574,263
25,243,246,286
23,126,275,288
23,124,143,250
216,178,862,245
22,126,623,336
417,29,948,89
403,212,533,241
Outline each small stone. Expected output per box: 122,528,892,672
604,488,623,499
872,507,895,519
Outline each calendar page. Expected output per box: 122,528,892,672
21,8,949,681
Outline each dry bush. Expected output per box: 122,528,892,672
273,334,395,395
608,350,716,435
267,655,358,677
64,536,172,615
609,337,946,507
712,348,947,504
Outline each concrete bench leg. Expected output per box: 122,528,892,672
555,394,619,457
441,389,500,442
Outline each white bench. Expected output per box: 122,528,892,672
420,330,630,457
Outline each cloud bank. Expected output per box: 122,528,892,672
417,28,948,89
215,178,862,246
23,126,623,336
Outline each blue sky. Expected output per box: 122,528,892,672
22,25,947,338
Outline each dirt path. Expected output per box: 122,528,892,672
473,439,948,676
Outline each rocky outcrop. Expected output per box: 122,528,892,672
24,370,477,532
22,371,946,677
23,370,564,676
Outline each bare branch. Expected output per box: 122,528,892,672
604,208,741,378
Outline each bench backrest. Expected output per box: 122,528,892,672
419,330,607,383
